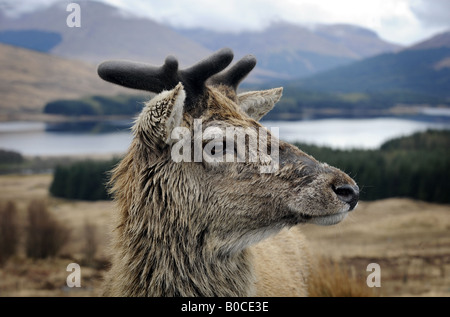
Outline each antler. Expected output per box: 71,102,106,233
208,54,256,91
97,48,256,109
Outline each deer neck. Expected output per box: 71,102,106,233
113,202,256,297
108,152,256,296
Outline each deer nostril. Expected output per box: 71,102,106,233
333,184,359,210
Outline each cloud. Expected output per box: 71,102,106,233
409,0,450,28
1,0,448,45
106,0,298,32
0,0,58,17
102,0,440,44
107,0,408,33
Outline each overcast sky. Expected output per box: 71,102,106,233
2,0,450,45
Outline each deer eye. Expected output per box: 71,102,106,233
209,141,235,156
210,142,224,156
203,140,237,165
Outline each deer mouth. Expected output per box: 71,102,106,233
303,210,349,226
295,203,351,226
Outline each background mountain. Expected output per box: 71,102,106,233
286,31,450,98
177,22,401,79
0,1,210,66
0,1,400,82
1,1,448,122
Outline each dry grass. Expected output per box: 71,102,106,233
308,256,379,297
0,174,449,297
0,174,110,296
0,201,19,265
0,256,105,297
25,199,70,259
302,199,450,296
82,221,98,266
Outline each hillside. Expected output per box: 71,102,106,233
0,43,138,120
407,31,450,71
314,24,401,58
178,22,400,79
407,30,450,50
287,33,450,97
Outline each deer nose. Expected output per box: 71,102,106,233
333,184,359,210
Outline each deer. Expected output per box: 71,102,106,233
97,48,359,297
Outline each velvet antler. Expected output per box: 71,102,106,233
97,48,257,110
208,54,256,91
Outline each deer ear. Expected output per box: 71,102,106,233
134,82,185,148
238,87,283,121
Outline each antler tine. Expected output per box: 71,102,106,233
179,48,234,99
97,56,179,93
208,54,257,91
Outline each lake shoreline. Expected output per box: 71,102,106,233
0,151,123,175
265,104,450,121
1,115,449,157
0,113,137,124
2,104,450,123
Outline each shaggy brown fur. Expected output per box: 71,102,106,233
102,81,358,296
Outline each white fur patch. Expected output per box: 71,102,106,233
164,85,185,144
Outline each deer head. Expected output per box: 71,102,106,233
98,48,359,296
